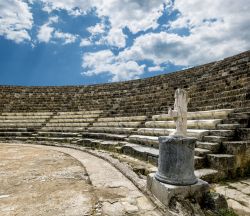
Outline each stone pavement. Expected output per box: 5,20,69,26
214,179,250,216
0,143,162,216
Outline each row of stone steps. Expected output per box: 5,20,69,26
0,107,249,182
71,138,226,182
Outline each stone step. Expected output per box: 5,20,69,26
53,114,100,119
37,132,80,137
196,141,220,152
229,112,250,119
57,110,102,115
0,132,33,137
145,119,222,129
1,112,53,116
33,136,75,142
137,128,209,138
0,123,43,127
121,143,159,165
222,141,250,155
223,118,249,125
194,169,222,183
0,128,28,132
216,124,240,130
0,136,31,141
235,107,250,113
40,127,87,132
0,116,51,120
203,136,227,143
49,118,95,123
0,119,47,123
97,116,147,122
152,109,233,121
45,122,90,127
120,142,205,169
92,121,142,128
127,135,159,147
78,138,122,151
209,130,235,137
207,154,236,172
195,148,212,157
81,132,128,141
237,128,250,140
88,127,135,134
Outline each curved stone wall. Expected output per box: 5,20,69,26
0,51,249,116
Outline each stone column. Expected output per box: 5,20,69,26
155,136,197,185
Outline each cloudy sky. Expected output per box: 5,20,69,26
0,0,249,86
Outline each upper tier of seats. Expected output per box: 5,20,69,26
0,51,249,116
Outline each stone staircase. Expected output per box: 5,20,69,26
31,110,103,143
76,115,148,150
72,108,249,182
0,112,53,141
119,109,236,182
220,108,250,177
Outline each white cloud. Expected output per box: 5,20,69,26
37,24,54,43
40,0,169,47
40,0,92,15
80,38,92,47
87,22,106,35
148,66,162,72
117,0,250,66
37,16,77,45
0,0,33,43
41,0,168,32
105,28,126,48
120,29,248,67
94,0,167,33
54,31,77,44
78,0,250,82
37,16,58,43
82,50,144,82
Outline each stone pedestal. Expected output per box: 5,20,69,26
147,173,209,206
155,136,197,185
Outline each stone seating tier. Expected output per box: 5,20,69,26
0,51,249,116
0,51,249,182
0,108,248,183
0,112,53,139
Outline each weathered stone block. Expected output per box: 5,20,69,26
147,173,209,206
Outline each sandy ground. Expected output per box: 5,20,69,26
0,143,162,216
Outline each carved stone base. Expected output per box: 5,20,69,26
147,173,209,206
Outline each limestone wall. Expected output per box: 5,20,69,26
0,50,249,116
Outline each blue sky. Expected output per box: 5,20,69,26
0,0,249,86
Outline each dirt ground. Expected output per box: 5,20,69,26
0,143,161,216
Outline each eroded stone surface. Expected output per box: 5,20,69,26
168,88,188,137
214,179,250,216
45,144,162,216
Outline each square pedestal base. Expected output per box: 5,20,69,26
147,173,209,206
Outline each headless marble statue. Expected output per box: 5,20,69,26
168,89,189,137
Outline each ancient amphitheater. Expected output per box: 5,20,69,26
0,50,249,215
